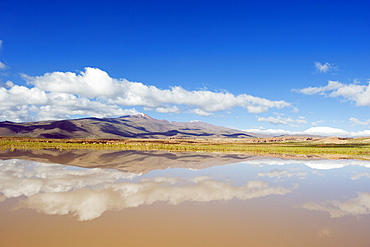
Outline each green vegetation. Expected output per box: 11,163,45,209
1,136,370,159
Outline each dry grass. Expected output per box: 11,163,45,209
1,136,370,159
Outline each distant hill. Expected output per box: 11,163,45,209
0,114,259,139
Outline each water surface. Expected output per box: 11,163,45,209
1,150,370,246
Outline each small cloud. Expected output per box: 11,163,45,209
292,107,299,113
311,120,325,126
154,106,180,113
4,81,14,87
296,116,307,124
292,80,343,95
314,62,337,73
257,116,307,125
349,117,370,126
0,61,7,70
317,227,334,238
257,116,295,125
188,108,213,116
351,172,370,180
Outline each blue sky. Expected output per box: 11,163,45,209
1,0,370,136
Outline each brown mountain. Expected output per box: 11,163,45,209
0,114,258,139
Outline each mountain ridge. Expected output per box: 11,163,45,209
0,114,261,139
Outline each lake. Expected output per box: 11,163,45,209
1,149,370,246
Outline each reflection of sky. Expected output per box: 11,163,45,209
1,157,370,221
300,192,370,218
258,169,308,180
239,158,370,170
1,159,294,221
0,159,139,198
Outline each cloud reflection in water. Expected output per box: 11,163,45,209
258,169,308,180
0,159,139,198
0,159,293,221
240,158,370,170
300,192,370,218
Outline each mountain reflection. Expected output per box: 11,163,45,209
0,159,293,221
0,149,257,174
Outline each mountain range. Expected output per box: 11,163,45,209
0,114,259,139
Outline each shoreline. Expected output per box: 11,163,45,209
1,136,370,160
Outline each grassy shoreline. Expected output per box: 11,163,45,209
2,136,370,160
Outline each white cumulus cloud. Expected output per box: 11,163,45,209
303,126,349,136
0,67,292,121
22,68,118,98
20,67,291,118
0,85,140,122
294,80,370,107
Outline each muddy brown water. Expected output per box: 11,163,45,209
1,150,370,246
